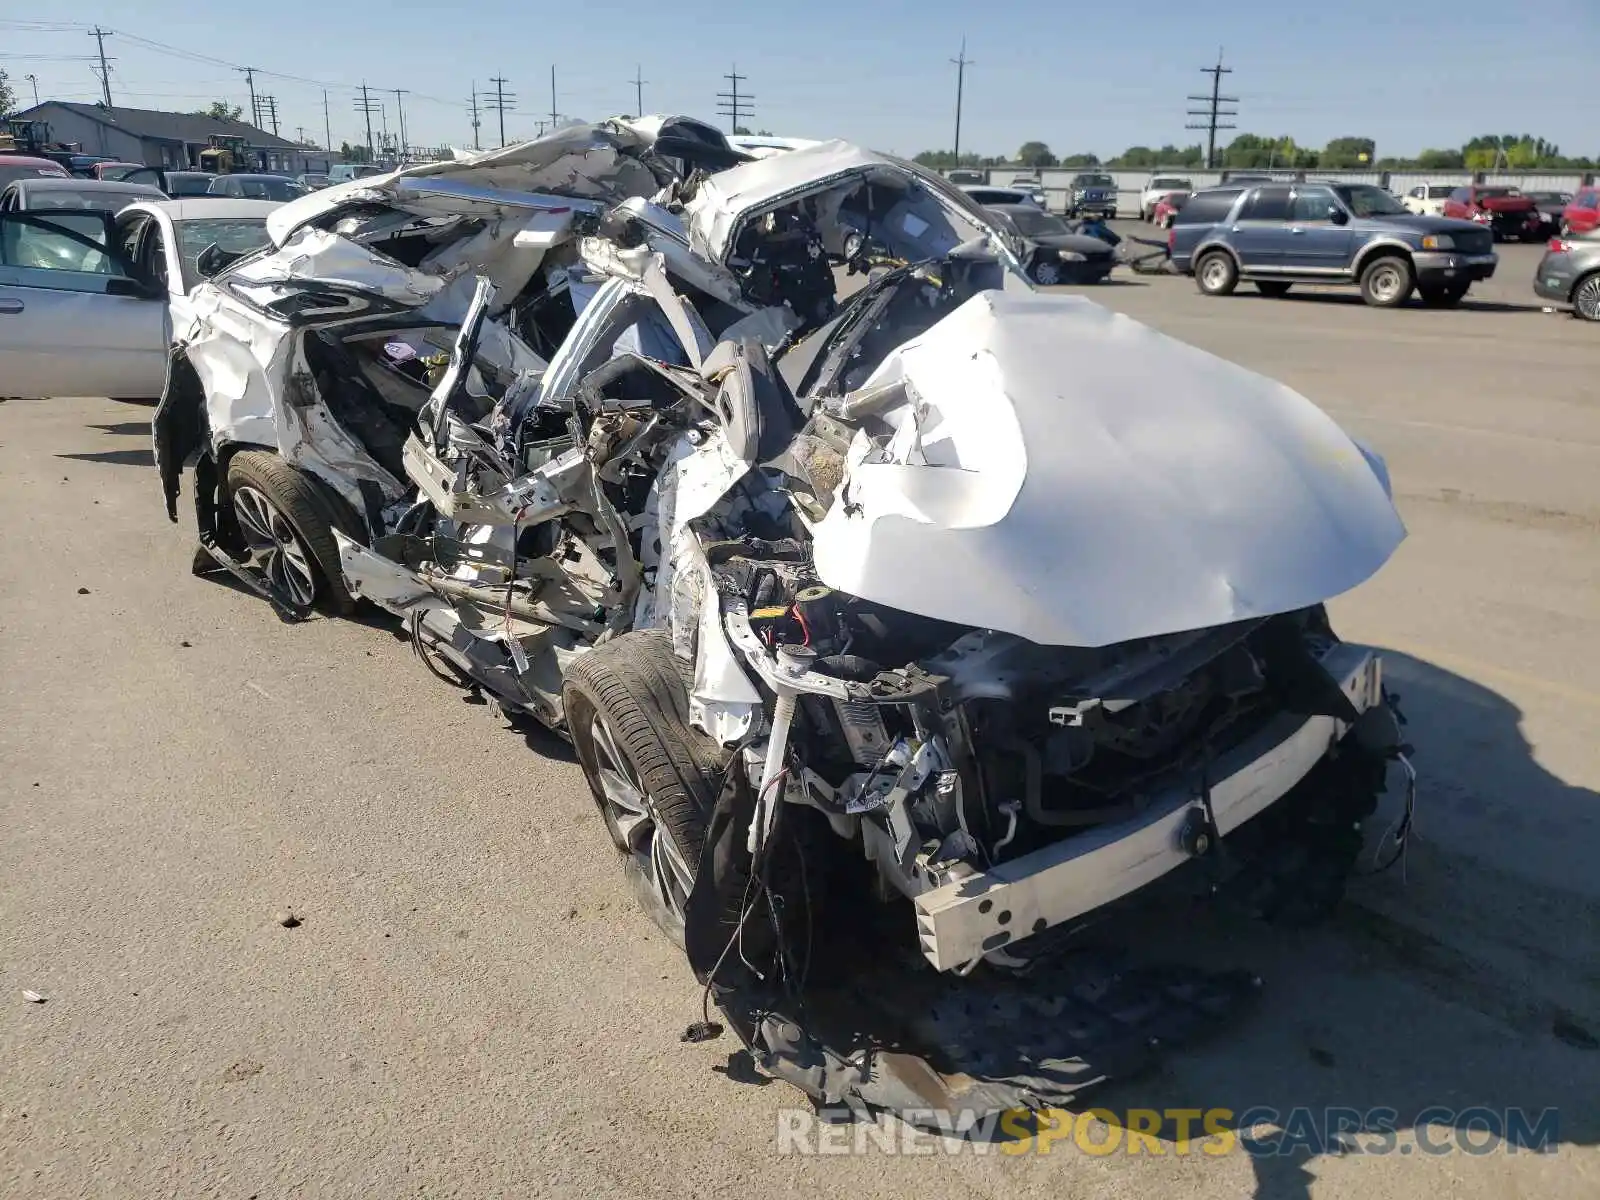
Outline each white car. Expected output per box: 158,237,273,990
136,122,1411,1110
0,196,278,401
1139,175,1193,220
959,183,1045,209
1401,183,1455,216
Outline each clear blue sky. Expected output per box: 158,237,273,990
3,3,1595,160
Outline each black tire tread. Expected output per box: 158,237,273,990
225,450,361,615
564,630,727,888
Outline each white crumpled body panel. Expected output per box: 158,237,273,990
809,290,1406,648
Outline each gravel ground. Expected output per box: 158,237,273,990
3,237,1597,1198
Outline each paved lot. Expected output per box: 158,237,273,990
3,238,1597,1199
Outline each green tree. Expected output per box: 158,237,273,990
339,141,372,163
1415,147,1465,170
912,149,988,169
1111,145,1157,167
1322,136,1376,168
1057,152,1099,167
1015,140,1057,167
0,68,16,117
194,100,244,122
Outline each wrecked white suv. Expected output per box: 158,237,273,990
155,123,1415,1111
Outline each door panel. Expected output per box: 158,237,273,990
0,211,168,399
1229,186,1294,269
1281,187,1353,271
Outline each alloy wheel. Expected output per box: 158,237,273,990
1033,260,1063,286
588,711,695,922
1575,275,1600,322
1201,256,1230,291
231,484,317,607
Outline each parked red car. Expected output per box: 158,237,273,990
0,153,70,188
1441,186,1545,242
1560,187,1600,236
1152,191,1190,229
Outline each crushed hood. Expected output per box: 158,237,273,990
265,116,729,246
809,290,1406,648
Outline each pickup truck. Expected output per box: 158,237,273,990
1170,180,1496,308
1139,175,1191,220
1066,172,1118,218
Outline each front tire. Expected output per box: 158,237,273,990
1195,250,1239,296
1031,257,1064,286
1359,254,1414,308
564,630,725,945
225,451,360,614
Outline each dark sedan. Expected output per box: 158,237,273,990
1534,231,1600,321
983,203,1116,285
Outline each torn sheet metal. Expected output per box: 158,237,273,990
808,290,1406,648
265,119,691,247
684,140,1014,271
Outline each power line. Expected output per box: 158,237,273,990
1186,48,1238,170
715,64,753,133
484,76,515,148
87,26,113,105
354,82,381,159
950,37,973,163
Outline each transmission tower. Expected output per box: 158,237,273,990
468,82,483,151
1186,50,1238,170
354,83,382,159
485,76,516,148
715,64,754,133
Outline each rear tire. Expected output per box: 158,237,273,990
1195,250,1238,296
563,630,727,945
1573,272,1600,322
1255,281,1293,298
224,450,361,615
1358,254,1414,308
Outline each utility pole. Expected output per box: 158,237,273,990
630,64,647,118
468,82,482,151
391,89,409,162
87,26,113,105
950,38,973,164
322,89,332,152
549,65,558,132
239,67,259,129
485,76,515,148
25,73,40,107
354,83,381,160
260,95,279,137
715,64,753,133
1186,49,1237,170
